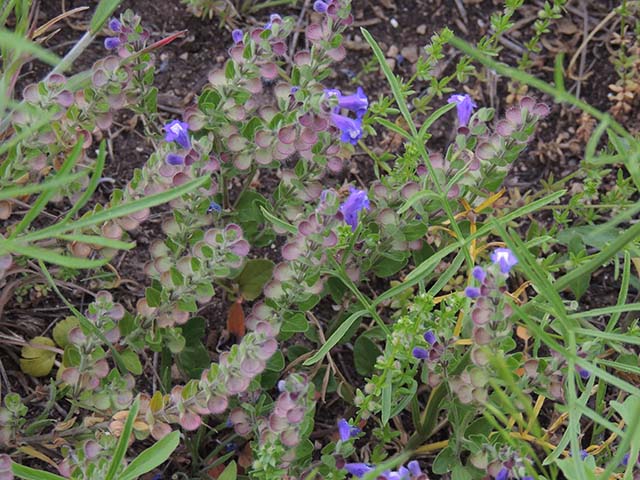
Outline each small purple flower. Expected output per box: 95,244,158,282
407,461,422,477
326,87,369,118
313,0,329,13
472,266,486,282
337,418,360,441
164,120,190,149
232,29,243,43
580,450,589,460
345,463,373,478
166,153,184,166
576,366,590,380
340,187,370,231
108,18,122,32
412,347,429,359
424,331,436,345
495,466,509,480
490,248,518,275
465,286,481,298
277,380,286,392
208,201,222,213
264,13,282,30
331,113,363,145
104,37,121,50
448,93,477,127
291,86,300,94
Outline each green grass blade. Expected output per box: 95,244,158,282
90,0,122,34
303,309,369,366
12,464,66,480
1,240,108,269
61,140,107,222
23,176,209,242
54,234,135,250
0,28,61,65
11,141,83,237
105,397,140,480
119,431,180,480
0,171,86,201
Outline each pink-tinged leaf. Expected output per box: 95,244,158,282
260,62,278,80
180,412,202,431
272,40,288,56
294,50,311,65
280,429,300,447
496,119,515,137
255,148,272,165
475,142,496,160
256,338,278,360
233,154,253,171
505,107,522,125
278,126,296,144
447,184,460,199
533,103,550,117
268,413,288,432
207,395,229,414
227,375,250,394
327,46,346,61
229,239,250,256
282,242,301,260
255,130,273,148
151,422,172,440
519,96,535,111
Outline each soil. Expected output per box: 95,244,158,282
3,0,638,477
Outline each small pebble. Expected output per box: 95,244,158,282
390,17,399,28
400,45,419,63
386,45,399,57
416,24,427,35
385,57,396,71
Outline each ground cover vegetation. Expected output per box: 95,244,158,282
0,0,639,479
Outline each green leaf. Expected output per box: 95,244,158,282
145,287,161,308
0,240,109,269
217,461,237,480
432,446,456,475
372,256,407,278
266,350,285,372
12,463,67,480
281,313,308,333
119,431,180,480
52,317,79,348
20,337,56,377
353,335,380,376
120,349,143,375
177,317,211,378
235,259,275,301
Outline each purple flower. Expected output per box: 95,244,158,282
232,29,243,43
166,153,184,166
407,461,422,477
580,449,589,460
291,86,299,94
495,467,509,480
164,120,190,149
264,13,282,30
337,418,360,441
448,93,477,127
331,113,363,145
576,366,590,379
340,187,370,231
424,331,436,345
208,201,222,213
345,463,373,478
472,266,486,282
465,286,481,298
412,347,429,359
313,0,329,13
108,18,122,32
326,87,369,117
104,37,121,50
490,248,518,274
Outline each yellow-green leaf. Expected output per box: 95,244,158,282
52,317,79,348
20,337,56,377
